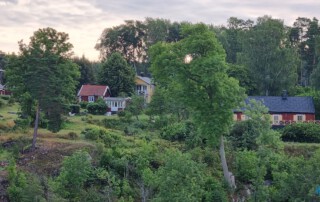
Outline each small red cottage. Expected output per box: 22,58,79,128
77,85,110,102
234,94,315,125
0,84,11,96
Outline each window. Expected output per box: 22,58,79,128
297,115,305,122
272,114,281,125
114,102,118,107
88,96,95,102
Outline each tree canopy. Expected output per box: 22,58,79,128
6,27,80,148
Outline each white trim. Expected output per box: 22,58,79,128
88,96,95,102
77,85,84,97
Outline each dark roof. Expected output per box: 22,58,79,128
244,96,315,114
77,85,109,97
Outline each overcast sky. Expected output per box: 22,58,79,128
0,0,319,61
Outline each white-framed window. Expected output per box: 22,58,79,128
88,96,95,102
272,115,281,125
241,114,250,121
296,114,305,122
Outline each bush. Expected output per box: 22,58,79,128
82,127,107,141
79,101,88,109
68,132,79,140
160,121,195,142
13,117,31,131
69,104,80,114
86,99,107,115
0,95,10,100
282,122,320,143
101,118,124,130
228,120,260,150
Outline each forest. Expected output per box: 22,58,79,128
0,15,320,201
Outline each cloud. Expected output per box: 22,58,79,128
0,0,319,60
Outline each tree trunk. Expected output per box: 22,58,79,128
31,103,40,150
219,135,235,189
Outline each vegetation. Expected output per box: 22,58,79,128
1,15,320,201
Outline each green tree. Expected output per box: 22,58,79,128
96,20,146,66
147,150,207,202
54,150,92,200
150,23,245,188
241,16,298,96
125,95,145,120
6,27,80,149
73,55,96,88
99,52,135,97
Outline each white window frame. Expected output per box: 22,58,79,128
88,96,95,102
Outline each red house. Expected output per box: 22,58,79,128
0,84,11,96
77,85,110,102
234,95,315,125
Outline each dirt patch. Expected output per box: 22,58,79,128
17,139,96,176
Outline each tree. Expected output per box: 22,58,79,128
241,16,298,96
150,24,245,188
73,55,96,88
99,52,135,97
96,20,146,66
6,27,80,150
147,150,207,202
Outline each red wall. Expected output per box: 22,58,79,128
234,112,315,121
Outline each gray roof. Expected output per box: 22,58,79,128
137,76,152,85
244,96,315,114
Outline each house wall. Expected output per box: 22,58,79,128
135,77,154,103
234,112,315,123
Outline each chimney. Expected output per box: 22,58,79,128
282,90,288,100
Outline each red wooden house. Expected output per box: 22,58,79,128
0,84,11,96
234,94,315,125
77,85,110,102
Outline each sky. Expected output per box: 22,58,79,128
0,0,319,61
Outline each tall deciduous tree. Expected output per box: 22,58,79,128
99,52,135,97
150,24,245,188
6,27,80,150
96,20,146,67
241,16,298,96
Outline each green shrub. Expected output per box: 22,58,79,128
0,99,5,108
228,120,260,150
53,150,92,200
0,95,10,100
8,96,15,105
68,132,79,140
69,104,80,114
101,118,124,130
79,101,88,109
82,127,107,141
13,117,31,131
87,99,107,115
160,121,195,141
282,122,320,143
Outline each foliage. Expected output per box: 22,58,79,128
73,55,96,89
68,104,80,114
79,101,88,109
96,20,146,66
160,121,196,142
99,52,135,97
125,95,145,120
86,98,107,115
235,150,259,183
6,27,80,133
53,150,92,200
150,23,245,143
282,122,320,143
240,16,298,96
145,149,225,202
